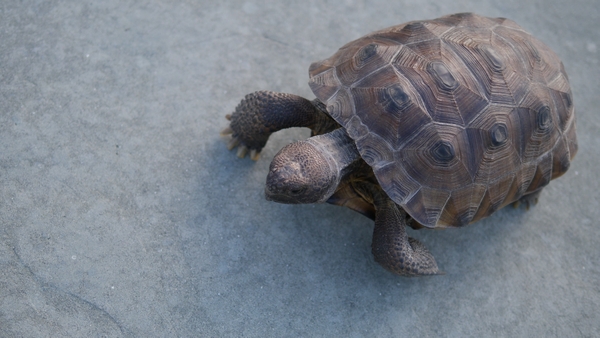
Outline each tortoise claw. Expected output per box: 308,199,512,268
220,126,233,136
223,134,261,160
227,137,241,150
236,145,249,158
250,149,260,161
512,191,542,210
512,199,532,210
225,114,232,121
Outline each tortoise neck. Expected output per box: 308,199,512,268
306,128,362,189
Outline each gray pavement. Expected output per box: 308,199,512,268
1,1,599,337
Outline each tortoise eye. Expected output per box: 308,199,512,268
431,140,455,164
490,123,508,146
537,106,552,130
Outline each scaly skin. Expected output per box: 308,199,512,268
354,181,441,276
221,91,337,160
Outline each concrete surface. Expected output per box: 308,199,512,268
1,1,598,337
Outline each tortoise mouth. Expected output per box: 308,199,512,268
264,188,301,204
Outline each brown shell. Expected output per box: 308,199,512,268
308,13,577,228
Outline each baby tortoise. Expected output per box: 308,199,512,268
221,13,577,276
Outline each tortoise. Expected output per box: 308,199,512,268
221,13,577,276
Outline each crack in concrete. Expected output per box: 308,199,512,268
10,245,131,337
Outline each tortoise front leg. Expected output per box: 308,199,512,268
221,91,337,160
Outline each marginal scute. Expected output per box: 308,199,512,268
547,70,571,94
345,115,369,140
308,68,340,103
548,88,572,132
308,13,576,228
513,162,538,202
472,189,493,221
325,88,354,121
439,183,487,226
404,187,451,228
526,153,553,193
550,137,571,179
308,57,335,76
565,120,578,158
564,92,573,108
486,174,517,211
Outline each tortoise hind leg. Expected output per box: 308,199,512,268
512,189,543,210
354,182,440,276
371,198,440,276
221,91,337,160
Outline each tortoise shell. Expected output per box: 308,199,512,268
308,13,577,228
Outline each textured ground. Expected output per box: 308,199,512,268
1,1,598,337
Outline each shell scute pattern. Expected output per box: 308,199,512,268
308,13,577,228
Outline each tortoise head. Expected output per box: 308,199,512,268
265,140,338,204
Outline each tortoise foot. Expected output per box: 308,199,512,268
512,189,543,210
222,91,335,161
